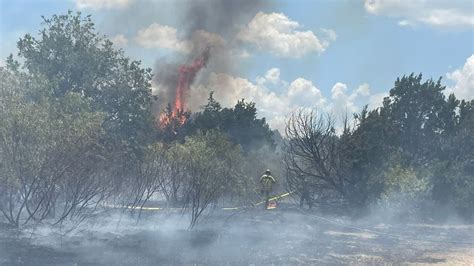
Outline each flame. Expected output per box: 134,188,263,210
158,47,210,129
174,47,210,114
158,109,187,129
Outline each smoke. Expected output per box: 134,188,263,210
3,207,473,264
152,0,270,114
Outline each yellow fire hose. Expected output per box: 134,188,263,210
223,191,294,210
109,191,295,211
254,191,294,206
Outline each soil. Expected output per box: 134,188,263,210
1,204,473,265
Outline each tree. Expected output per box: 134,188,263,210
0,67,109,227
431,99,474,219
159,143,189,205
453,100,474,162
121,143,167,219
373,74,473,219
192,92,222,130
16,11,155,156
192,94,275,152
180,130,247,227
284,109,352,208
341,106,393,207
157,103,192,144
380,73,456,164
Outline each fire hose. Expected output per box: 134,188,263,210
106,191,295,211
222,191,295,210
105,193,474,245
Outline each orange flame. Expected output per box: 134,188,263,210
159,48,210,129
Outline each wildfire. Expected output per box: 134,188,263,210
159,47,210,128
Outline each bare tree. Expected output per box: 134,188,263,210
284,109,351,208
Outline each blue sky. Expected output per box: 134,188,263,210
1,0,473,130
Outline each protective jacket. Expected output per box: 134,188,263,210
260,173,276,192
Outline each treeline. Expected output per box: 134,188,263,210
1,12,472,229
0,12,279,228
286,74,474,220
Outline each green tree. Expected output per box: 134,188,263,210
15,11,155,155
0,67,108,227
192,92,222,130
180,130,248,227
431,99,474,219
192,94,275,152
380,73,456,164
340,106,394,208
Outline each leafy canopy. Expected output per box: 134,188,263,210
16,11,155,155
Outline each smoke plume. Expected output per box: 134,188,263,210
153,0,270,115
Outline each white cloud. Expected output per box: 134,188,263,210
330,82,358,117
288,78,326,107
320,28,338,48
265,68,280,84
255,67,289,88
364,0,474,29
321,28,338,42
398,20,416,27
110,34,128,47
369,92,388,109
329,82,374,118
446,54,474,100
134,24,226,54
75,0,132,10
187,71,296,131
135,23,191,52
237,12,336,57
182,68,371,132
356,83,371,96
236,49,251,59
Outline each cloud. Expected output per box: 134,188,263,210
320,28,338,48
330,83,358,117
356,83,371,96
256,68,281,85
264,68,281,84
237,12,336,57
109,34,128,47
329,82,373,118
446,54,474,100
135,23,191,52
288,78,326,107
180,68,370,132
364,0,474,29
255,68,289,89
369,92,388,109
134,24,227,54
236,49,251,59
75,0,132,10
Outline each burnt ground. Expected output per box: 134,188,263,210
0,204,473,265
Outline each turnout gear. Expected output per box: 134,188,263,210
261,170,276,191
260,169,276,209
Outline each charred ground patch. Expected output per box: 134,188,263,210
1,207,472,265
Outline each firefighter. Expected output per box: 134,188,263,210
260,169,276,209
